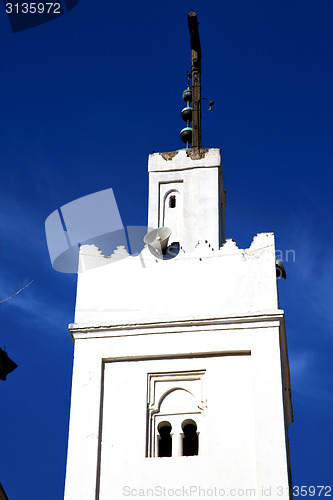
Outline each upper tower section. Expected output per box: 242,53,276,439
147,11,225,253
147,148,226,252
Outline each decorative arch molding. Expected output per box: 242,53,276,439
158,181,184,244
146,371,206,458
163,188,180,207
158,387,199,414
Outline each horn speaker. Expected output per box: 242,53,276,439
144,227,172,254
276,257,286,279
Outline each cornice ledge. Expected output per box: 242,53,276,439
69,310,285,335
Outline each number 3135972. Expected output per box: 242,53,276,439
5,3,61,14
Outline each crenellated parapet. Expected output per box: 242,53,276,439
74,232,278,327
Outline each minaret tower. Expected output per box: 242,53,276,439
64,11,292,500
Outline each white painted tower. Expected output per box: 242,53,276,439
64,146,293,499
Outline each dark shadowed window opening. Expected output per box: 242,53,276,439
158,422,172,457
169,195,176,208
182,421,198,456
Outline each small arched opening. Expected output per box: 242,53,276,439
158,421,172,457
182,419,198,456
169,195,176,208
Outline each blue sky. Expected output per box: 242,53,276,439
0,0,332,498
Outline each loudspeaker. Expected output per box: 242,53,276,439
144,227,172,255
276,257,286,279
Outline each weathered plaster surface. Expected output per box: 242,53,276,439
74,232,278,327
148,148,225,251
64,148,292,500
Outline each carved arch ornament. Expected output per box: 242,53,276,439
146,371,207,457
162,188,181,226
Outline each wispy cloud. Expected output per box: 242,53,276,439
289,344,333,408
280,206,333,341
0,189,76,334
289,348,312,381
0,276,74,330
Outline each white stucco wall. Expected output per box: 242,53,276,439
64,148,292,499
74,232,278,327
65,232,292,500
64,315,291,500
148,148,225,252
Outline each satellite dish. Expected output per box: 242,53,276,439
144,227,172,255
276,257,286,279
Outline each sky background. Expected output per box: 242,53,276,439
0,0,332,498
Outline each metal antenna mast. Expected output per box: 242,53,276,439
187,10,202,149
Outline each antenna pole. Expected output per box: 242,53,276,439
187,10,202,149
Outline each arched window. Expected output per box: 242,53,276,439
162,189,182,244
158,421,172,457
182,419,198,456
146,371,206,458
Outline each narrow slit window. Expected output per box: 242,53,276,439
169,195,176,208
158,422,172,457
182,421,198,456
